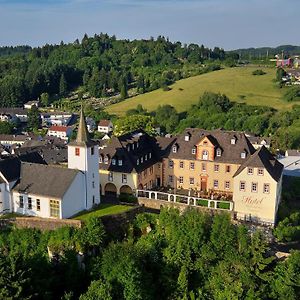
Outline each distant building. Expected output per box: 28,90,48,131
245,134,271,149
0,108,28,123
0,113,17,123
24,100,40,109
278,150,300,177
47,126,73,141
86,117,96,132
0,134,29,148
98,119,113,134
41,112,73,127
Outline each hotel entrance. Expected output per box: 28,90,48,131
200,176,208,192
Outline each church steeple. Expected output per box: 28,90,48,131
76,106,90,144
69,106,95,147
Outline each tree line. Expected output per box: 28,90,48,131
1,209,299,299
0,34,238,108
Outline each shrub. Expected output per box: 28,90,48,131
118,193,138,204
252,69,266,76
274,212,300,242
284,87,300,102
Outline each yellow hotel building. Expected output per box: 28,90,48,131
99,129,283,226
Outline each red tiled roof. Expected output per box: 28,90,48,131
98,119,111,127
48,126,69,132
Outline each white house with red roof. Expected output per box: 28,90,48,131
47,126,73,141
98,119,113,134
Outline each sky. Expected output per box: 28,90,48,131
0,0,299,50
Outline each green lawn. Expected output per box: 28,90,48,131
72,203,133,221
106,66,291,116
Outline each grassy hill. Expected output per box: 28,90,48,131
106,66,291,116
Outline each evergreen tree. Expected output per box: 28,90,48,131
59,73,67,96
27,105,40,130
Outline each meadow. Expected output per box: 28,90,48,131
106,66,291,115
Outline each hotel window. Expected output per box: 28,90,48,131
251,182,258,193
50,200,60,218
216,149,222,157
112,159,116,165
189,177,194,185
150,166,153,174
122,174,127,183
179,176,184,184
258,168,264,176
190,162,195,170
168,175,173,183
214,164,219,172
99,156,103,163
213,180,219,189
240,181,246,191
226,165,231,173
118,159,123,166
169,160,174,168
91,147,94,155
108,172,113,182
92,181,95,188
179,161,184,169
36,199,40,211
248,167,253,175
263,183,270,194
75,147,80,156
192,147,196,155
19,195,24,208
202,163,207,172
241,152,246,159
172,145,177,153
202,150,209,160
225,181,230,190
28,197,32,209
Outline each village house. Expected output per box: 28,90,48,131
24,100,40,109
47,126,73,141
0,108,28,123
98,119,113,134
0,109,100,219
0,134,29,148
41,112,73,127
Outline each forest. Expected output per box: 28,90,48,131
0,209,299,300
0,34,235,108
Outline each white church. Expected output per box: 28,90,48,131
0,109,100,219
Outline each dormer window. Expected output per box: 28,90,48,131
112,158,116,165
192,147,196,155
231,137,237,144
104,156,109,164
141,157,143,163
118,159,123,166
172,145,178,153
132,143,135,150
127,146,130,152
202,150,209,160
216,148,222,157
145,154,147,161
137,159,139,165
185,133,191,141
241,152,246,159
99,155,103,163
149,152,152,159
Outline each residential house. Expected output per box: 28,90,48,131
24,100,40,109
41,112,73,127
47,126,73,141
98,119,113,134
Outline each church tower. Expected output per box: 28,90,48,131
68,108,100,209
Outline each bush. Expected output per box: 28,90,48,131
252,69,266,76
274,212,300,242
284,87,300,102
118,193,138,204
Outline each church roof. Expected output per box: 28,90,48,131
13,162,80,198
68,107,97,147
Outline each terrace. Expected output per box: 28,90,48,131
136,187,234,211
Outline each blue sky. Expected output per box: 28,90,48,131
0,0,299,50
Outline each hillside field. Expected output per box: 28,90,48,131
106,66,292,116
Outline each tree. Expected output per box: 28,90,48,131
40,92,50,107
114,115,156,136
59,73,68,96
0,121,14,134
27,105,40,130
155,105,179,133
